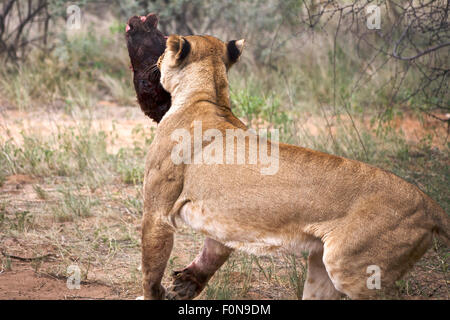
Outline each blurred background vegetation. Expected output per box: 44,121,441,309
0,0,448,209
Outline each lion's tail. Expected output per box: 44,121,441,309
423,194,450,247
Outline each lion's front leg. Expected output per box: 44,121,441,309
141,213,174,300
166,238,233,300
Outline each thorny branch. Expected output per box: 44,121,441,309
0,0,50,63
300,0,449,124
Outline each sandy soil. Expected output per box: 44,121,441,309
0,266,118,300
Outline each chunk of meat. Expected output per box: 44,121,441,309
125,13,171,123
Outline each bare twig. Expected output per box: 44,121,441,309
1,250,57,262
332,9,343,113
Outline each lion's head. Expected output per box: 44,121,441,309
157,35,245,95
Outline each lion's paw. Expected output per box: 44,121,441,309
165,269,203,300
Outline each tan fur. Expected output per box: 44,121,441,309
141,35,449,300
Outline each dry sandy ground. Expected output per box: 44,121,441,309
0,267,117,300
0,101,155,154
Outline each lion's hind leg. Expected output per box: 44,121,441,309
321,206,433,300
302,248,344,300
166,237,233,300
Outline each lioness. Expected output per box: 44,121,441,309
141,34,449,300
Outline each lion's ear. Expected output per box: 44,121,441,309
167,35,190,61
227,39,245,64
